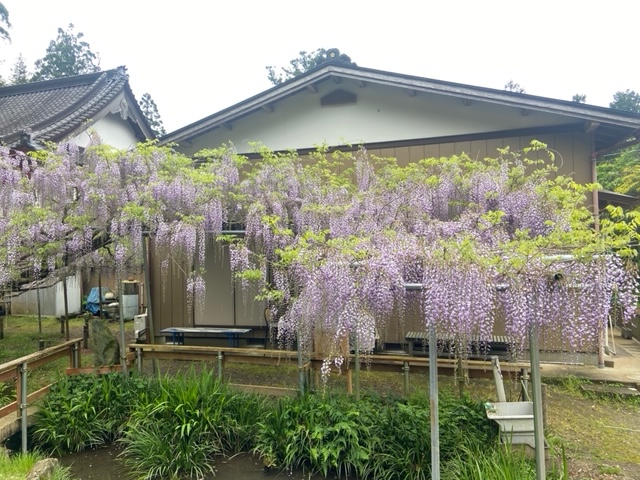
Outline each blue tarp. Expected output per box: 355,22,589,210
86,287,110,315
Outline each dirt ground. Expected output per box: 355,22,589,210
545,384,640,480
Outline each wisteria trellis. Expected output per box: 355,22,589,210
1,141,637,375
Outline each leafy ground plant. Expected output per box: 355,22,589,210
443,442,537,480
0,449,74,480
33,372,151,455
118,366,263,479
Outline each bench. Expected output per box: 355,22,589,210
405,332,513,360
159,327,251,347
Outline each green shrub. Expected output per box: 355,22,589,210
367,398,432,480
33,373,151,455
443,442,536,480
254,393,377,478
119,400,218,480
119,367,258,479
221,390,269,453
253,391,498,480
362,392,496,480
33,375,108,454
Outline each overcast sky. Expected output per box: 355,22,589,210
1,0,638,132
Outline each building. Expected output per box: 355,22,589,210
154,53,640,351
0,67,154,316
0,66,153,152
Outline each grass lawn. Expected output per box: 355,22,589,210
0,315,134,398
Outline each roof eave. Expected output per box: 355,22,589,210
161,63,640,145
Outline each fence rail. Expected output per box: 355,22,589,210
128,343,531,390
0,338,82,452
0,339,531,452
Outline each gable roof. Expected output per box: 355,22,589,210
0,66,154,149
162,61,640,155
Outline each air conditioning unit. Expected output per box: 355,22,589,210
134,313,148,342
121,281,139,320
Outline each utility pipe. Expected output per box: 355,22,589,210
491,356,507,403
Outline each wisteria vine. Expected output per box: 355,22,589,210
1,141,638,376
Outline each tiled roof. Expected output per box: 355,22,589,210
0,67,151,147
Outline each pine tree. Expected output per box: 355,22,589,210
31,24,100,81
9,53,30,84
139,93,166,137
610,90,640,114
0,1,10,44
504,80,526,93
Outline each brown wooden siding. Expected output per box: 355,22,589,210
150,132,597,349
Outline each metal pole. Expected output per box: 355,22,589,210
118,279,128,377
354,334,360,401
405,282,440,480
20,361,28,453
72,342,79,369
142,233,158,374
429,324,440,480
36,286,44,335
529,322,546,480
217,351,223,380
62,275,70,341
520,368,530,401
597,319,605,368
403,361,410,396
297,332,305,393
136,347,143,373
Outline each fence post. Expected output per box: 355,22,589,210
217,351,223,380
403,361,410,395
72,342,79,369
83,318,89,350
136,347,143,373
19,361,28,453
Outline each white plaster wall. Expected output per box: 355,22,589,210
179,80,577,155
73,113,140,150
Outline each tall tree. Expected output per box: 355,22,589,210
0,1,10,43
572,94,586,103
265,48,355,85
609,89,640,114
9,53,30,84
31,24,100,81
266,48,326,85
598,148,640,196
139,93,166,137
504,80,525,93
597,90,640,194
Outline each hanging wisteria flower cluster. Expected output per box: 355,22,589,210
231,142,638,368
0,142,243,321
1,140,638,370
